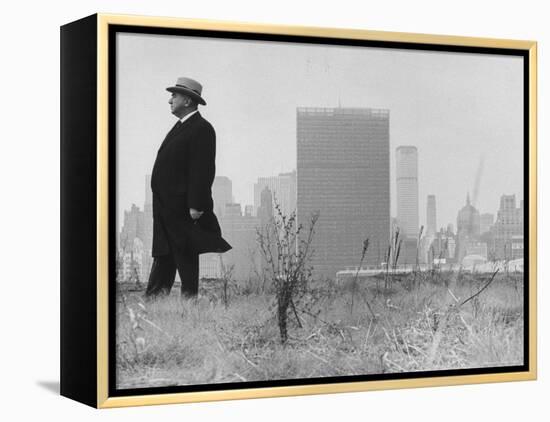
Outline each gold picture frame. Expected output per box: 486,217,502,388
60,13,537,408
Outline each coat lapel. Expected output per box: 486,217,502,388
158,112,201,154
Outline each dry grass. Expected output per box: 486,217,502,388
116,271,524,389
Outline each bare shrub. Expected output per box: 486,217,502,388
256,204,319,344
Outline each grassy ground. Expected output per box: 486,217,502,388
116,270,524,389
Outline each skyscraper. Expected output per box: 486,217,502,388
456,193,481,262
426,194,437,236
396,146,419,239
257,187,274,225
419,195,436,265
457,193,481,237
480,213,494,234
254,170,296,217
212,176,233,217
297,107,390,278
119,204,144,252
493,194,524,259
244,205,254,217
219,203,260,280
142,175,153,283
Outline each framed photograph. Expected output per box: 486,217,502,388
60,13,537,408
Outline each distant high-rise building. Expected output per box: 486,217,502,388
493,194,524,260
464,240,488,259
399,238,420,266
199,254,222,279
500,194,517,213
426,195,436,236
212,176,233,217
457,193,481,238
456,193,481,261
219,203,261,280
428,229,457,263
142,175,154,283
200,188,236,280
119,203,150,283
119,204,145,251
447,223,455,235
145,174,152,205
420,195,437,265
256,187,275,274
480,213,494,234
119,238,144,284
297,107,390,278
254,170,296,217
257,187,274,226
396,146,419,239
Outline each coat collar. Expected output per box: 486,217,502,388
178,109,199,124
158,111,201,153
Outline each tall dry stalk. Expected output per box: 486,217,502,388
410,225,424,290
384,227,402,294
349,238,369,315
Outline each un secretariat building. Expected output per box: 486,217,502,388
297,107,390,279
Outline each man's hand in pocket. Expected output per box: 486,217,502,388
190,208,204,220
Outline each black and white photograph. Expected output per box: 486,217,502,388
113,27,528,392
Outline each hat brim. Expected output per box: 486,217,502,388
166,86,207,105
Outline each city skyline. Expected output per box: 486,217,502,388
117,33,524,240
122,171,522,231
118,100,524,279
117,172,524,283
120,161,523,236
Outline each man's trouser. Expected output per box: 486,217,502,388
145,244,199,298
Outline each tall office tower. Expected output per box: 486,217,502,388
119,204,145,251
118,203,147,283
244,205,254,217
279,170,297,216
426,194,437,236
212,176,233,217
199,176,233,280
493,194,524,259
419,194,436,265
257,187,274,226
456,193,481,262
254,170,297,218
457,193,481,237
447,223,455,235
396,146,419,239
297,107,390,278
256,187,275,273
219,203,260,280
480,213,494,234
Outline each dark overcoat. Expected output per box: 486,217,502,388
151,111,231,257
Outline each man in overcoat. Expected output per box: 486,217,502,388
145,77,231,299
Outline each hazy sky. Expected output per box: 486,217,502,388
116,32,524,230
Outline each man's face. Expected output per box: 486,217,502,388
168,92,191,117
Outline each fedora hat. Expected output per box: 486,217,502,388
166,77,207,105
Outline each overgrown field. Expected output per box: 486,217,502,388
116,271,524,389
